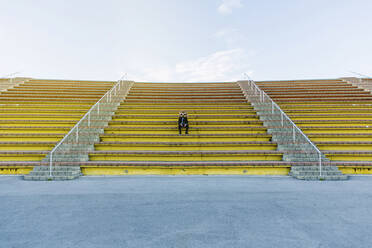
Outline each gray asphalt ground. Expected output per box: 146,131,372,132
1,175,372,248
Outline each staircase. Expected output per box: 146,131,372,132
289,165,346,180
239,80,347,180
0,79,115,178
255,79,372,174
343,77,372,93
86,82,286,174
1,78,368,179
0,77,28,92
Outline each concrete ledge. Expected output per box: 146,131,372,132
1,163,372,175
81,165,290,176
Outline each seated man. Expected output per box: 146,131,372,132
178,111,189,135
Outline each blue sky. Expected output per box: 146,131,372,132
0,0,371,81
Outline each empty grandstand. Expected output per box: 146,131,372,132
255,79,372,174
0,78,115,174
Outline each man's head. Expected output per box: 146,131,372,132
179,111,187,117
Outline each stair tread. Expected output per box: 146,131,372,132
90,150,282,154
316,141,372,144
323,150,372,154
100,133,271,137
105,127,267,130
3,160,372,166
97,141,274,145
0,151,49,154
0,141,56,144
112,114,259,117
109,120,263,124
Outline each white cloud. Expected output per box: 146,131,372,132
218,0,242,15
131,48,253,82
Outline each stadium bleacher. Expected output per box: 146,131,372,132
0,77,370,179
0,79,115,173
255,79,372,173
85,82,286,175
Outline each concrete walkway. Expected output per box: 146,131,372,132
0,175,371,248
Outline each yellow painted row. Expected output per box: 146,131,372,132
1,166,372,175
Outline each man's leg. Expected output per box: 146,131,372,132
178,125,182,134
185,125,189,134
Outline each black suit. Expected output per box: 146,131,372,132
178,116,189,134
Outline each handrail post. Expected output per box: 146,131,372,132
49,153,53,177
319,153,322,177
281,112,284,127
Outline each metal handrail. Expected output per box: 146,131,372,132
0,72,20,85
348,72,372,87
48,77,133,176
1,72,20,79
241,74,323,177
349,71,372,79
342,74,372,93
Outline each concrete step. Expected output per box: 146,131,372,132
27,171,80,176
291,166,340,171
0,93,104,99
0,98,98,103
292,171,343,176
0,113,83,120
292,175,348,180
123,99,248,103
89,150,283,161
95,141,277,151
0,110,89,115
23,175,80,180
104,129,267,135
316,142,372,151
7,88,109,93
108,120,264,126
261,88,364,93
24,165,81,181
283,109,372,114
32,165,80,171
118,105,252,109
274,97,372,102
128,91,243,94
104,126,267,131
125,96,245,100
0,103,93,108
0,127,71,134
110,116,260,122
114,110,256,114
99,133,272,142
0,142,56,150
